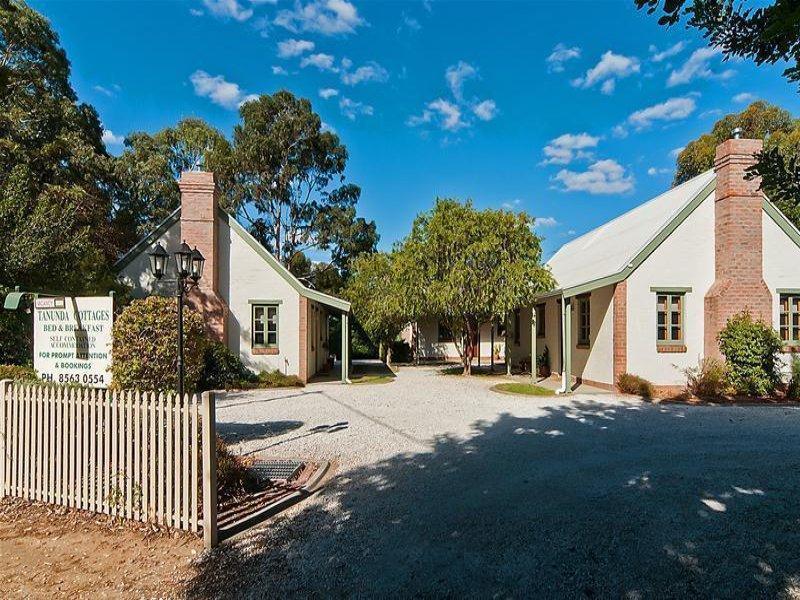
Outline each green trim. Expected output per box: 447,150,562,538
220,211,351,313
763,198,800,249
541,178,716,300
777,288,800,295
251,302,279,349
248,299,283,305
114,207,181,271
655,290,685,345
576,295,590,346
649,286,692,293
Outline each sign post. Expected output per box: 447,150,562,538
33,296,113,388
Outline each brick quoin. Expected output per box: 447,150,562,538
704,137,772,359
613,280,627,389
178,171,229,343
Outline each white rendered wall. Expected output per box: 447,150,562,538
570,285,614,385
626,191,715,385
415,318,506,361
118,221,182,298
762,210,800,374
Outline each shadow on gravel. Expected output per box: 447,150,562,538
186,400,800,598
216,420,305,445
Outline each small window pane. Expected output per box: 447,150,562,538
657,326,667,341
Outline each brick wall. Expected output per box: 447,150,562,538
704,138,772,358
178,171,229,343
613,280,627,388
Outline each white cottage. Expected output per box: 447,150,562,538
512,135,800,392
116,171,352,383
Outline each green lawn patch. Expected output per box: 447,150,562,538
440,365,509,377
491,382,555,396
351,374,395,385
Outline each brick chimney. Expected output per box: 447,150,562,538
178,171,228,343
704,134,771,358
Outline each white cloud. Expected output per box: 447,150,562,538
669,146,685,158
272,65,289,75
473,99,498,121
667,47,735,87
277,38,315,58
275,0,365,36
647,166,670,176
733,92,757,104
650,41,686,63
445,61,477,101
541,132,600,165
93,85,116,97
399,12,421,32
408,98,467,132
554,159,634,194
319,87,339,99
190,70,257,109
202,0,253,21
612,124,629,139
102,129,124,146
535,216,559,227
699,108,723,118
321,121,336,134
572,51,640,94
300,52,336,71
502,199,522,209
546,43,581,73
339,97,373,120
341,61,389,85
627,96,696,129
190,8,204,17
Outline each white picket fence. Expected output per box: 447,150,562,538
0,380,218,547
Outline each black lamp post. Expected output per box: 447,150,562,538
148,241,205,398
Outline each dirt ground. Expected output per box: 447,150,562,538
0,498,201,598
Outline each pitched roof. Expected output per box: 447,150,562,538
114,208,351,313
545,169,716,297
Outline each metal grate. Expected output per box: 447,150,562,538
250,459,305,482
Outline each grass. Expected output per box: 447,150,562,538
351,374,396,385
491,382,555,396
440,365,509,377
350,362,397,385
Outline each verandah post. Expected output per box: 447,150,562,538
201,391,218,549
531,306,537,382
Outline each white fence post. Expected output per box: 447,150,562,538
0,379,10,499
201,391,218,549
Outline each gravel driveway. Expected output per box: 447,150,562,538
187,365,800,599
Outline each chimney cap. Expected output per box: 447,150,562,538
732,127,744,139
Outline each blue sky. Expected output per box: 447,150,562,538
31,0,800,258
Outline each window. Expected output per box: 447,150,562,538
252,304,279,348
656,292,683,344
438,321,454,343
513,309,521,345
780,293,800,343
535,304,545,337
577,296,590,347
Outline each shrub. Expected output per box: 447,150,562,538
718,311,782,397
216,435,259,502
255,369,304,388
787,355,800,400
199,341,257,391
683,357,729,398
537,345,550,377
390,339,413,363
0,364,38,382
617,373,655,398
111,296,207,393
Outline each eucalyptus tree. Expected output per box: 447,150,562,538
398,199,554,375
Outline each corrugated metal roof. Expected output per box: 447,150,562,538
546,169,716,292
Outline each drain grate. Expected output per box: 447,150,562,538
250,459,305,482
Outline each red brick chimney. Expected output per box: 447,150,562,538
178,171,228,343
704,134,771,358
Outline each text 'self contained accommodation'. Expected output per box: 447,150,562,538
116,171,352,383
512,135,800,391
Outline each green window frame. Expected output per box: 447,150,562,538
577,296,590,346
252,303,279,349
779,293,800,344
535,304,545,337
655,291,684,344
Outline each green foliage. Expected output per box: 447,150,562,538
0,0,120,297
492,382,555,396
636,0,800,88
231,91,377,269
113,118,233,249
683,357,729,398
397,199,554,374
111,297,207,393
617,373,655,398
718,311,783,396
390,339,413,363
253,369,304,388
536,345,551,377
0,363,37,382
787,355,800,400
199,341,257,391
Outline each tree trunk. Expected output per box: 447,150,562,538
386,345,393,368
